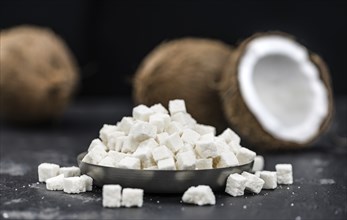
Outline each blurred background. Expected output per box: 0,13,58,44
1,0,346,98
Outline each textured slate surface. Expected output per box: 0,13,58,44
1,97,346,220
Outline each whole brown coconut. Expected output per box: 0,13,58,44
133,38,232,131
0,25,79,123
219,32,334,150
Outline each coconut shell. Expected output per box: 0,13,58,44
0,25,79,123
219,32,334,150
133,38,232,131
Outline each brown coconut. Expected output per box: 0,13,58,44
219,32,334,150
133,38,232,131
0,25,79,123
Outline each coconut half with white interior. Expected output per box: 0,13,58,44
220,32,333,149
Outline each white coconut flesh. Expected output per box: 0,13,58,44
238,35,329,143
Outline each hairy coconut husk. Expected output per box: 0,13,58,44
133,38,232,131
219,32,334,150
0,25,79,123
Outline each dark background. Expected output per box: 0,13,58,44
1,0,346,97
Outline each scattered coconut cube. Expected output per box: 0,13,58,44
118,117,135,135
241,171,265,194
38,163,60,182
152,145,173,162
88,138,107,152
80,174,93,191
121,188,144,208
165,132,184,153
236,147,256,165
156,132,169,145
129,121,157,142
168,99,186,115
182,185,216,206
259,171,277,189
82,146,108,164
103,184,122,208
63,177,86,194
216,151,239,168
195,140,218,159
181,128,200,145
195,158,213,170
225,173,247,197
132,104,154,121
118,157,141,169
194,124,216,135
46,174,64,191
157,157,176,170
252,155,265,172
59,166,81,177
150,103,168,114
275,164,293,185
176,151,196,170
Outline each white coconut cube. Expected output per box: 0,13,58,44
118,157,141,169
236,147,256,165
132,104,154,121
63,177,86,194
194,124,216,135
121,136,139,153
225,173,247,197
98,156,116,167
259,171,277,189
195,158,213,170
113,136,127,152
149,114,165,133
88,138,107,152
218,128,241,145
166,121,184,135
241,171,265,194
59,166,80,177
195,140,218,159
133,138,158,162
156,132,169,145
38,163,60,182
228,141,241,154
176,150,196,170
181,128,200,145
168,99,187,115
157,157,176,170
107,151,128,167
215,138,231,154
252,155,265,172
178,143,194,153
103,184,122,208
82,145,107,164
121,188,144,208
150,103,169,114
144,165,158,170
275,164,293,185
199,133,215,142
216,151,239,168
118,117,135,135
106,131,126,150
182,185,216,206
165,132,184,153
46,174,64,191
99,124,118,145
129,121,157,142
151,145,173,162
80,174,93,191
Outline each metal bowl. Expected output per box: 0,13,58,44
77,152,253,193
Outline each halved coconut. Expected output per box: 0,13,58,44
133,38,232,131
220,32,333,149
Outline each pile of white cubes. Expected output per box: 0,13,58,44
82,99,257,170
37,99,294,207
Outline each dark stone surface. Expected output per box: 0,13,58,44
1,97,346,219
